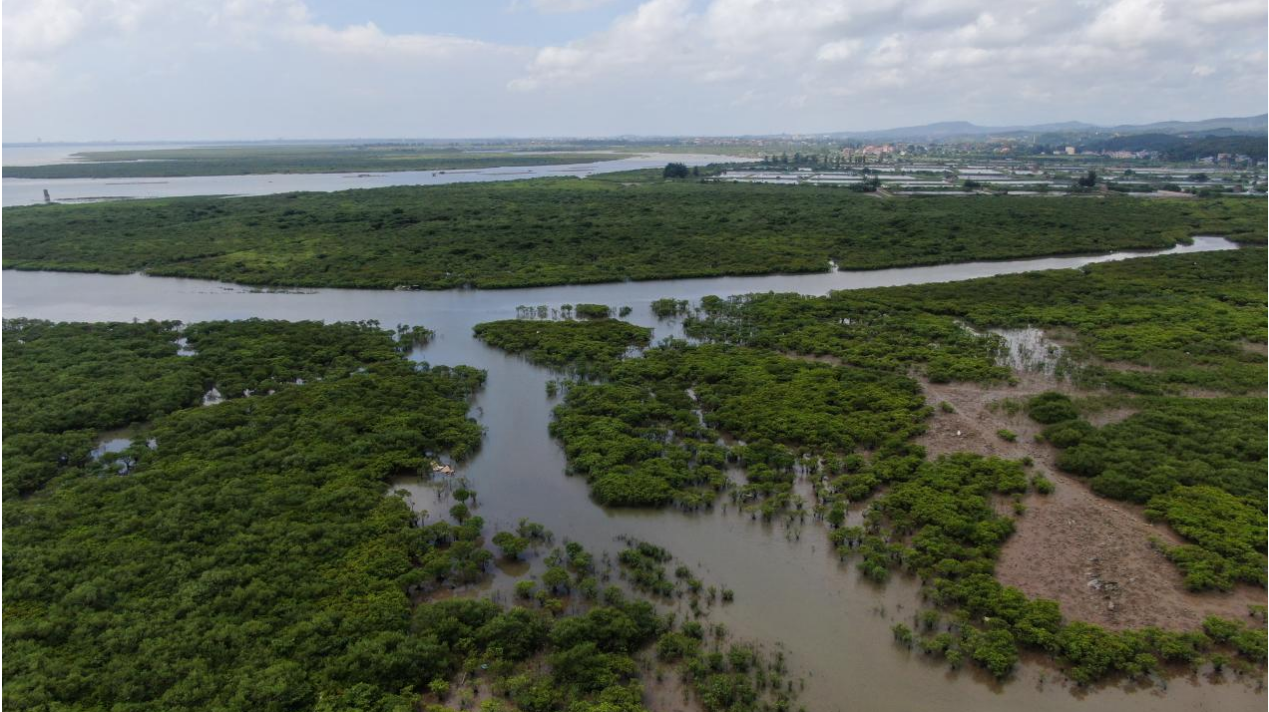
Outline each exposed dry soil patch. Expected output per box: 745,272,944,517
917,374,1264,631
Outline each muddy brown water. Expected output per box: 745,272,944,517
3,236,1262,710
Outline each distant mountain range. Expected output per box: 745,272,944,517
830,115,1268,142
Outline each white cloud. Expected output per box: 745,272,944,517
866,34,909,67
815,39,861,62
703,0,856,53
286,21,503,58
2,0,1265,139
1087,0,1169,47
510,0,696,90
3,0,88,58
211,0,310,33
530,0,616,12
1177,0,1266,25
700,65,747,82
508,0,1264,129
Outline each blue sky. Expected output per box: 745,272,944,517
4,0,1266,141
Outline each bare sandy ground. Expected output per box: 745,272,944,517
917,374,1264,631
1243,342,1269,356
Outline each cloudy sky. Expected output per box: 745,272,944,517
4,0,1266,141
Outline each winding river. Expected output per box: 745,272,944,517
4,236,1260,711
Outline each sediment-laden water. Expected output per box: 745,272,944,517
2,236,1259,711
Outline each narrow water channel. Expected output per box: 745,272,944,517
2,236,1259,711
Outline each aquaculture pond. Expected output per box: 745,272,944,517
2,236,1260,712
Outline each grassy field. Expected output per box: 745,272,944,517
4,177,1264,289
1,144,624,178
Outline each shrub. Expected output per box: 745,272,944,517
1027,392,1079,424
573,304,611,319
892,623,914,648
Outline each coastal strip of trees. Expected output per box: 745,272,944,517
5,178,1264,289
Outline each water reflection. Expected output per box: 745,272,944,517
90,425,155,473
91,436,133,463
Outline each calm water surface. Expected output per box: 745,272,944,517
2,236,1259,711
0,151,744,206
2,142,197,166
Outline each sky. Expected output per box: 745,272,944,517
3,0,1267,141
